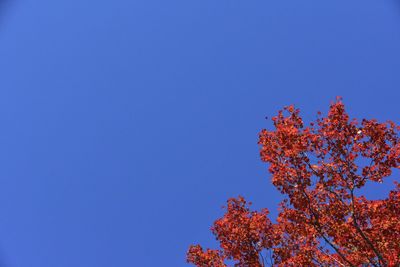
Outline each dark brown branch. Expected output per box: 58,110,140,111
299,189,356,267
350,189,386,267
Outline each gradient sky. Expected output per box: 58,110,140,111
0,0,399,266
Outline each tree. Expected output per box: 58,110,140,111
187,98,400,267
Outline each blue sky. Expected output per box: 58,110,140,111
0,0,399,266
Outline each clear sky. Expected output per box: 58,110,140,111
0,0,399,266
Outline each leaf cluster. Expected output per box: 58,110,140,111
187,99,400,267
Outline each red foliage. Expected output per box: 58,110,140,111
187,99,400,267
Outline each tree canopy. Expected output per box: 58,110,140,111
187,99,400,267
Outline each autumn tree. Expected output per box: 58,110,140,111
187,99,400,267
